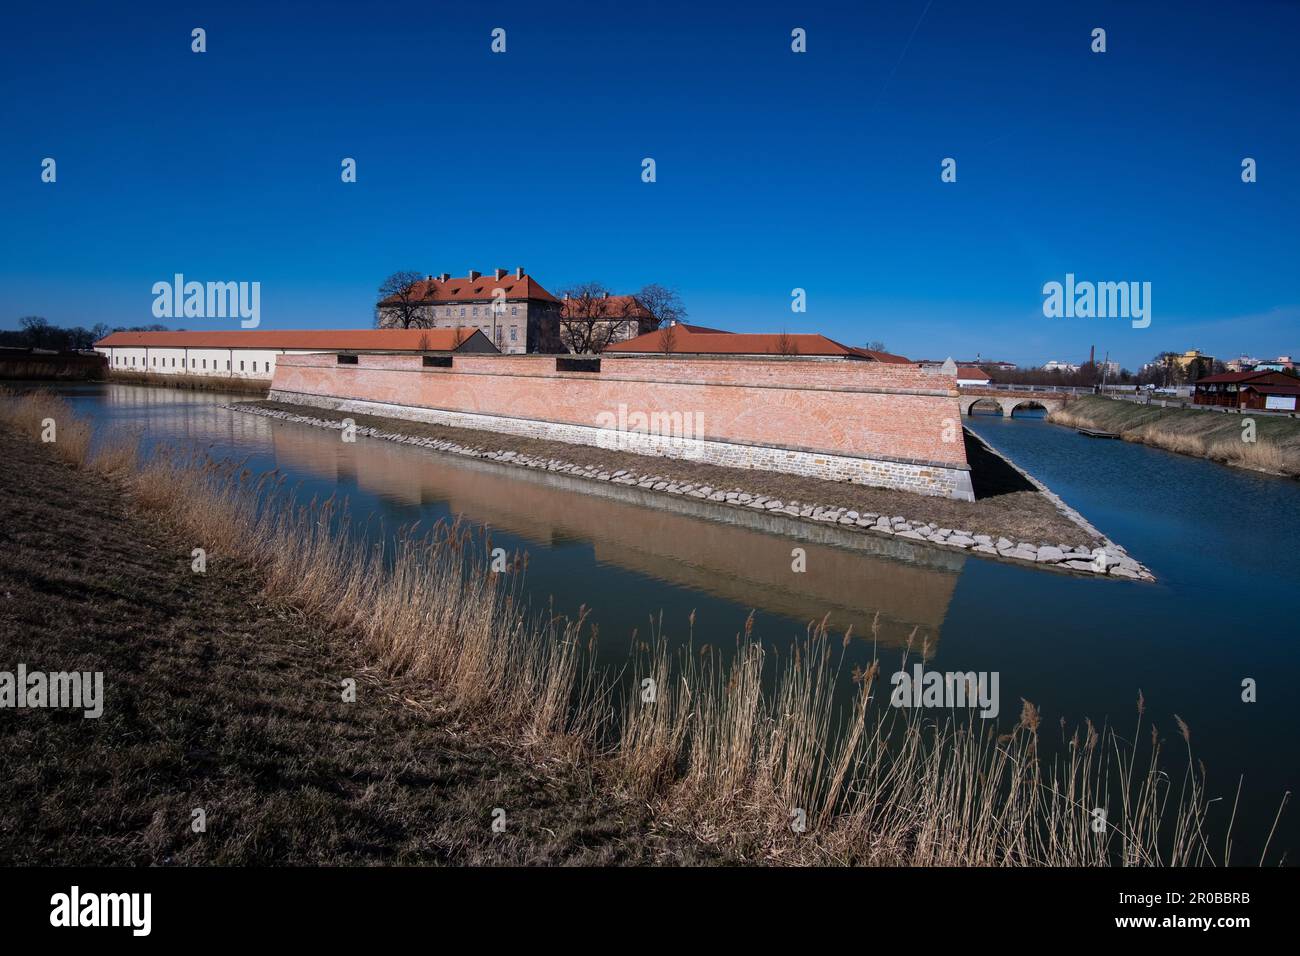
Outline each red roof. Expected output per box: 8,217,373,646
94,328,494,352
560,294,651,319
956,366,990,377
379,271,558,306
605,325,911,361
1242,383,1300,395
1194,370,1284,385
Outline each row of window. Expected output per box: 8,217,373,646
111,354,268,373
437,306,519,318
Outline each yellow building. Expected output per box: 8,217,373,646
1172,349,1216,380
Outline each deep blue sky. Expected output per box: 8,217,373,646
2,0,1296,369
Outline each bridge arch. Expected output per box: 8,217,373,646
963,397,1005,416
1009,400,1049,418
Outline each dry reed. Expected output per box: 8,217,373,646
1,388,1285,866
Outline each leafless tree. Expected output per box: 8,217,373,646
775,330,800,356
634,283,686,333
375,271,430,329
558,282,633,353
864,340,887,353
660,322,678,355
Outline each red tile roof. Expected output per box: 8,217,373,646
956,366,991,377
1242,383,1300,395
604,325,910,361
560,294,651,319
1193,370,1283,385
380,271,559,305
94,329,494,352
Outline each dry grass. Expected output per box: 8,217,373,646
1051,396,1300,477
108,369,269,395
1,388,1285,866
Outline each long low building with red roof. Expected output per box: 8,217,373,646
602,324,912,362
1193,369,1300,410
94,328,498,381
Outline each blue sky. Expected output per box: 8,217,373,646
2,0,1296,369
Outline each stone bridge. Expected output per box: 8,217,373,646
958,388,1071,417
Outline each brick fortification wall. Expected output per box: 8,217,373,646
268,354,973,500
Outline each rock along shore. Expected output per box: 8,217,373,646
227,402,1155,582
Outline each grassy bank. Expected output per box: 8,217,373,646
1,389,1283,866
0,396,711,865
1050,395,1300,477
109,369,269,395
250,399,1097,549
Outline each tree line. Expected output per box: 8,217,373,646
1,316,172,352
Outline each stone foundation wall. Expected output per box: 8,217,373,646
269,353,973,500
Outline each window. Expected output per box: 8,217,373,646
226,360,230,370
472,307,478,317
557,357,601,373
422,355,452,368
511,306,518,316
151,357,156,366
337,354,359,365
240,360,245,371
510,327,518,342
202,359,207,369
459,307,466,317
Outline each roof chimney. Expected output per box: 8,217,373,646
495,268,507,280
425,275,433,281
602,291,610,299
439,273,450,282
468,270,481,281
515,266,524,279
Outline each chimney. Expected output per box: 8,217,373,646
439,273,450,282
425,275,433,281
495,268,507,280
515,266,524,279
468,270,481,281
602,291,610,299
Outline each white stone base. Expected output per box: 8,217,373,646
267,389,976,501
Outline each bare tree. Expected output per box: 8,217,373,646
375,271,430,329
18,316,52,348
659,322,678,355
775,330,800,356
558,282,633,353
634,283,686,333
864,340,887,353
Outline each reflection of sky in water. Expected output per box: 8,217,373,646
55,383,1300,862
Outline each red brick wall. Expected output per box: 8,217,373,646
271,353,968,468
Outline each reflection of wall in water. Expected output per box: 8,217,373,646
267,422,960,648
90,384,272,448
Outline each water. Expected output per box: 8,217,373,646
52,384,1300,862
